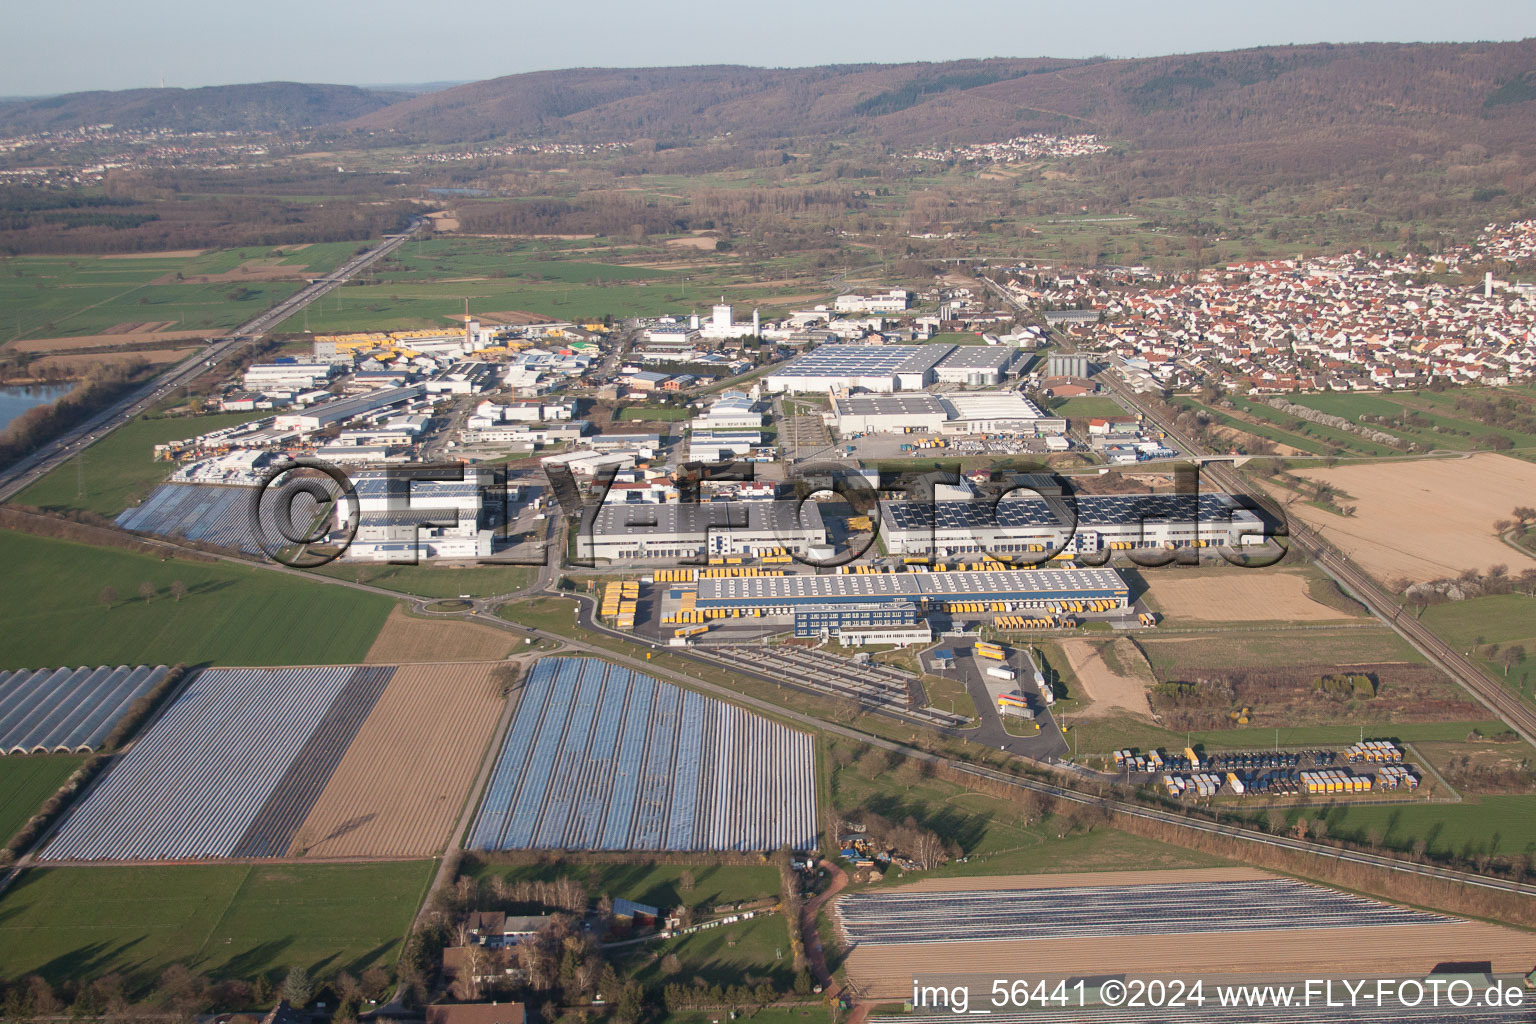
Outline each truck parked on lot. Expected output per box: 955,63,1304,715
986,665,1017,681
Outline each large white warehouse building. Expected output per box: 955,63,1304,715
763,344,954,393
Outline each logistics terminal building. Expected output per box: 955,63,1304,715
579,500,828,562
696,567,1130,635
878,492,1269,558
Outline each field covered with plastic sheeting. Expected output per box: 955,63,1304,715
0,665,169,754
43,665,394,860
470,657,817,853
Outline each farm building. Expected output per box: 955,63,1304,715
578,499,827,561
878,493,1269,557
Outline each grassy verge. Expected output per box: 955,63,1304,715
0,755,85,847
13,411,268,517
312,562,538,599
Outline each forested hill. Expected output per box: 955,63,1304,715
341,40,1536,174
0,82,401,134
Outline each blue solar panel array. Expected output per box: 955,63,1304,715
0,665,169,754
44,665,394,861
469,657,817,853
881,494,1234,531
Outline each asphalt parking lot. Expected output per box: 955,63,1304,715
924,644,1069,760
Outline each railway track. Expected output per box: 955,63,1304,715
980,273,1536,749
1107,375,1536,749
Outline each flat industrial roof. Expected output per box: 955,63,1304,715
833,394,946,417
938,391,1045,420
936,346,1014,370
771,343,955,378
698,567,1128,603
587,499,827,537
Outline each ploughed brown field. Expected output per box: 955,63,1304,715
841,868,1536,997
1284,454,1536,583
363,606,513,663
10,328,211,352
1148,570,1353,622
31,348,197,373
288,662,506,858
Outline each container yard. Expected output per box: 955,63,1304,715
0,665,170,755
1128,742,1421,799
468,657,817,852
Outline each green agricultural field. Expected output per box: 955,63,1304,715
1287,390,1536,455
1137,627,1423,674
0,755,84,846
615,911,794,988
1420,594,1536,699
828,742,1224,882
0,531,394,668
1421,594,1536,649
275,235,824,332
464,859,781,911
1226,396,1399,456
618,405,691,422
0,861,432,990
13,410,268,517
1048,396,1127,420
0,246,357,341
1175,398,1331,455
1288,794,1536,862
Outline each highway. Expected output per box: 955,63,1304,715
980,272,1536,749
0,217,427,504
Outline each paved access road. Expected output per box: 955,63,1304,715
0,217,427,504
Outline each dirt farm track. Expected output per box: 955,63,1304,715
288,662,506,858
840,869,1536,997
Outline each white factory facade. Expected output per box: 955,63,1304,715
578,500,828,562
830,391,1065,435
878,493,1270,558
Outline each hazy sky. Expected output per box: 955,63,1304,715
8,0,1536,96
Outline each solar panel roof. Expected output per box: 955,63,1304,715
881,494,1236,531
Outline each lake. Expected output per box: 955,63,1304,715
0,383,73,433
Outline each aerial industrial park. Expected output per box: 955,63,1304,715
7,12,1536,1024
